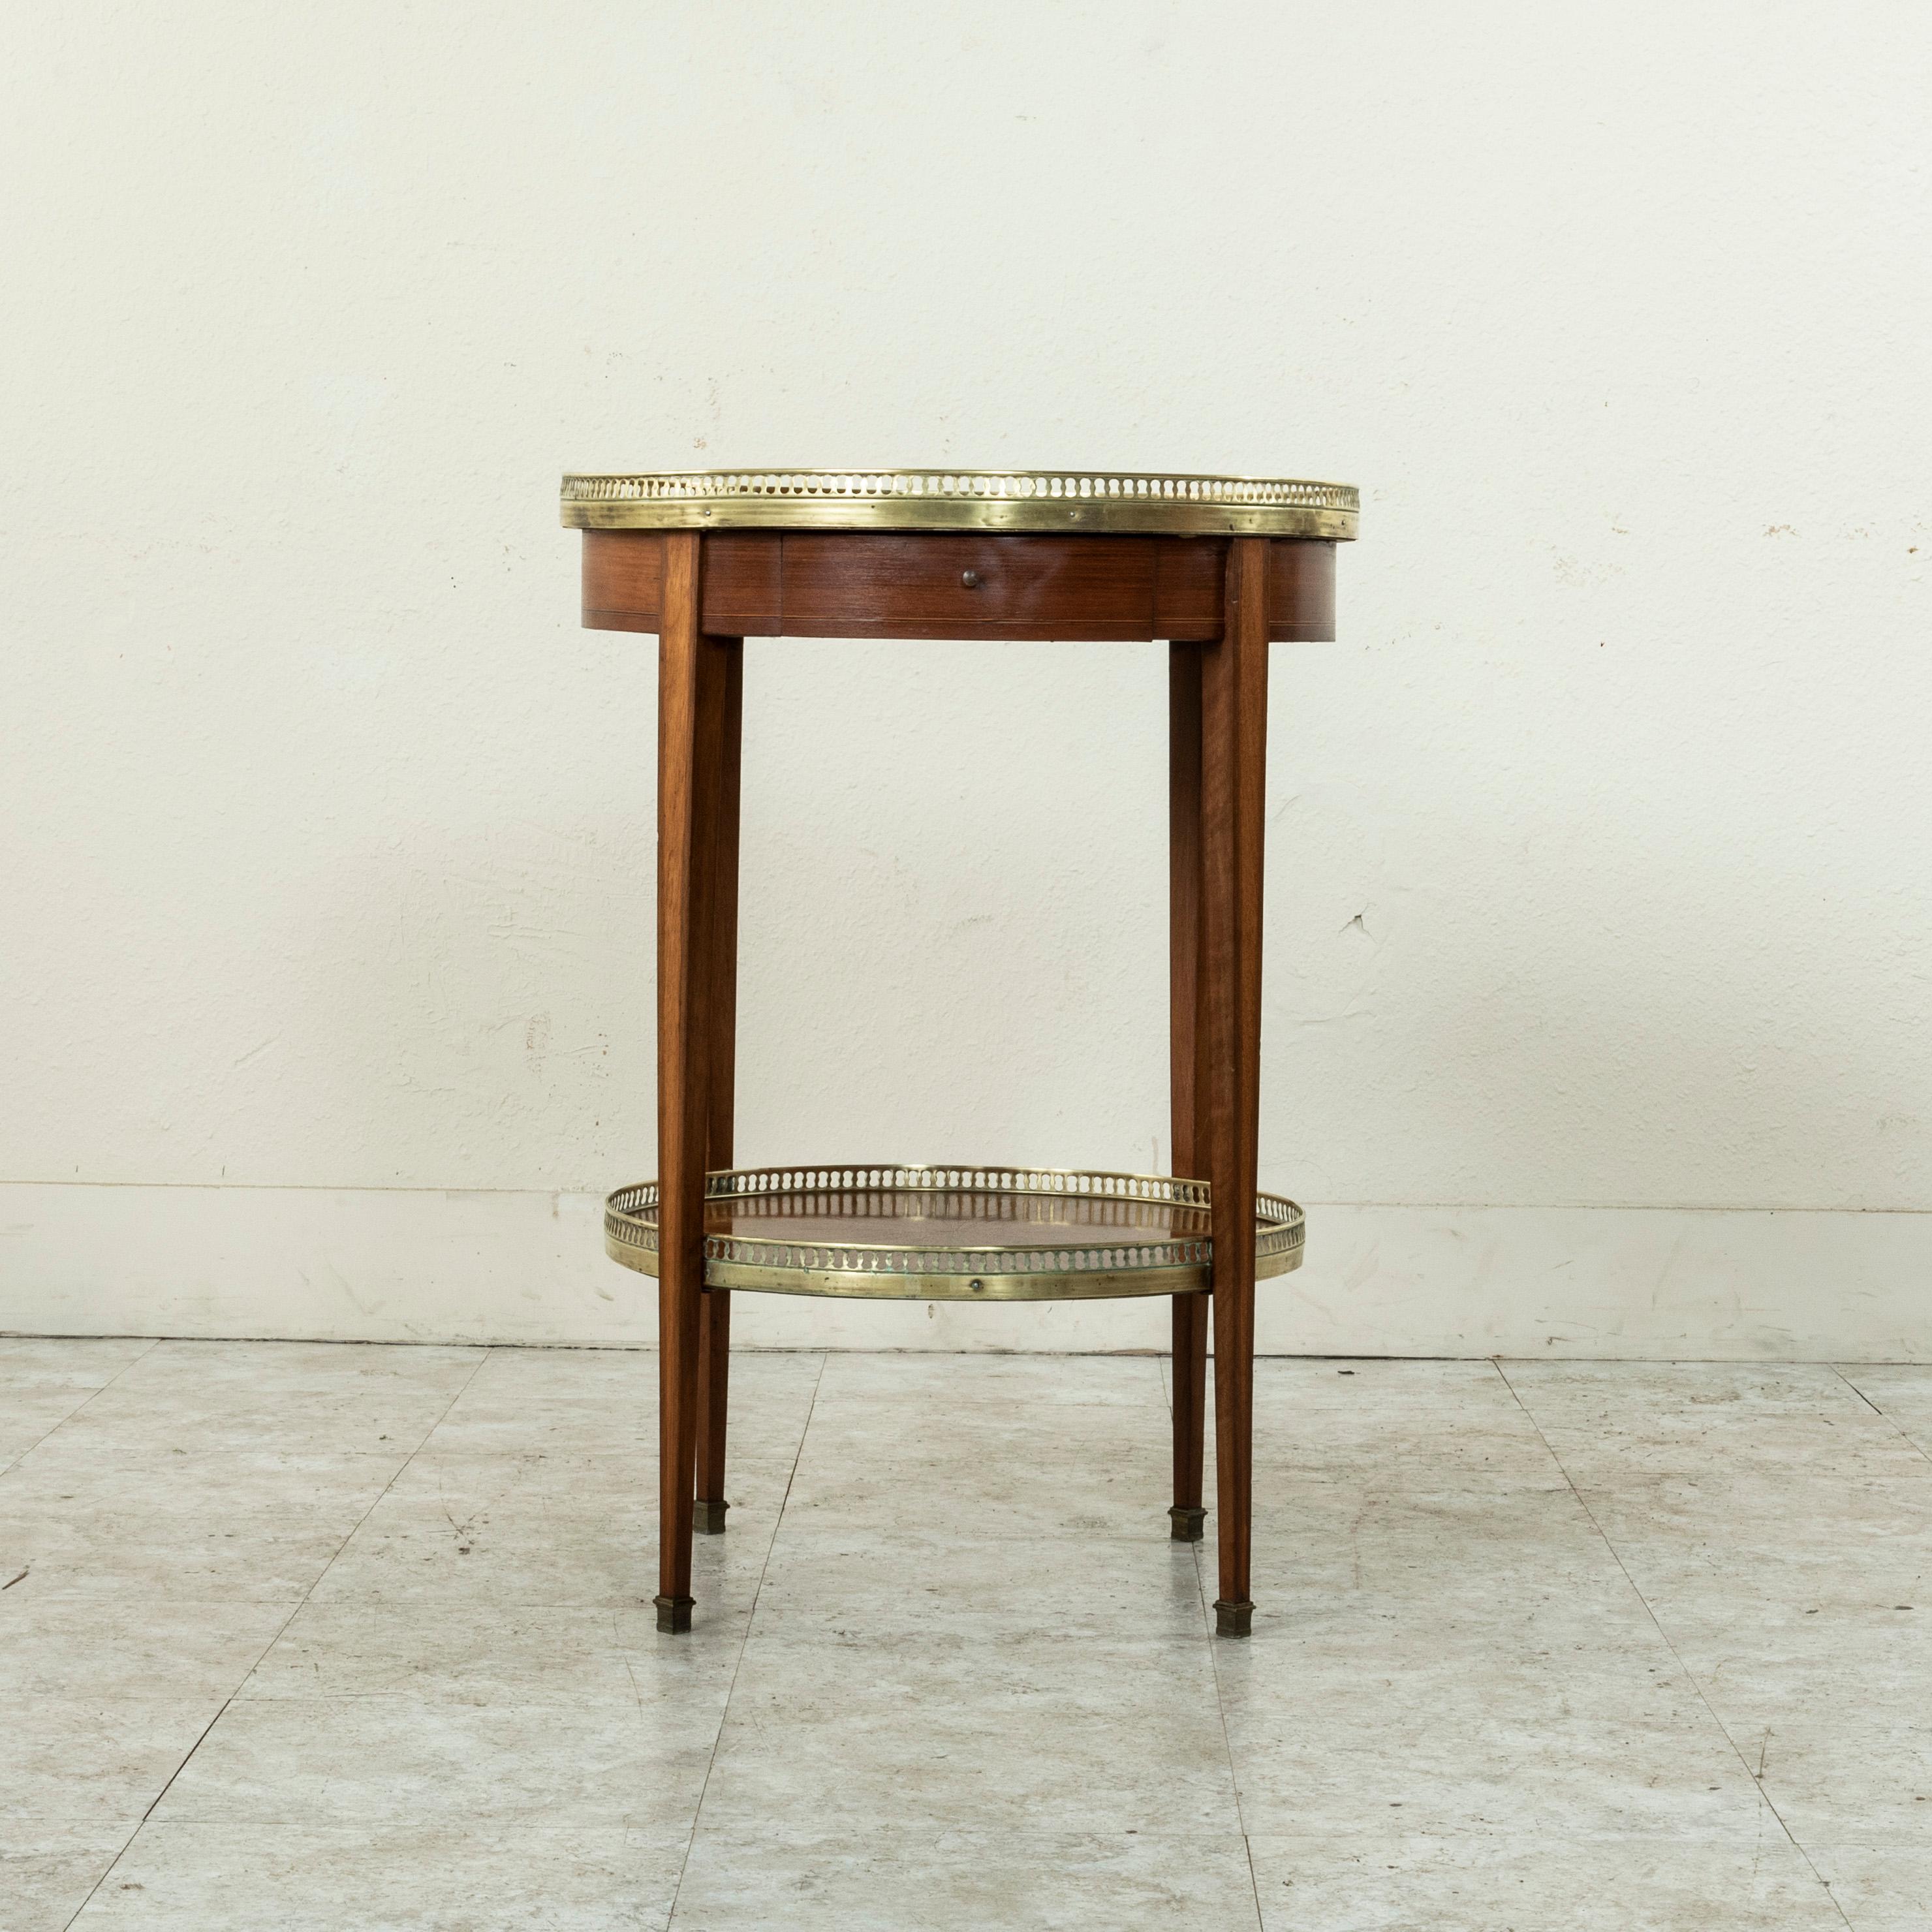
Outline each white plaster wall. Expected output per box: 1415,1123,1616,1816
3,3,1929,1353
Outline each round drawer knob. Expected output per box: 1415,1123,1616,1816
959,569,983,589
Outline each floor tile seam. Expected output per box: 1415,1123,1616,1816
56,1694,234,1932
248,1343,497,1625
0,1402,117,1480
46,1406,503,1431
1489,1362,1855,1930
1241,1834,1268,1929
751,1531,1212,1551
728,1627,1232,1655
2,1339,162,1483
18,1447,469,1476
222,1687,740,1706
802,1412,1164,1429
1828,1363,1932,1467
664,1350,828,1929
1236,1824,1875,1845
97,1818,706,1840
1192,1527,1259,1924
63,1341,501,1921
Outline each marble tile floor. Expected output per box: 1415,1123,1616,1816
1,1339,1927,1929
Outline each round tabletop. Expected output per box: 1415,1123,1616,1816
561,467,1358,540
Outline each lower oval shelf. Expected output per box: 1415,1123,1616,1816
604,1162,1304,1301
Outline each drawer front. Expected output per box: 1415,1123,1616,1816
780,533,1158,641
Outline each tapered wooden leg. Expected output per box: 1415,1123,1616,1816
1169,642,1209,1542
1170,1296,1209,1541
655,531,728,1632
1202,538,1269,1636
694,639,742,1535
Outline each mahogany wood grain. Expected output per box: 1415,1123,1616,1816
1155,542,1222,642
1268,538,1335,642
583,526,662,631
780,533,1155,640
653,531,728,1628
580,530,1335,643
1202,537,1269,1632
700,534,781,637
1168,642,1211,1538
693,638,742,1534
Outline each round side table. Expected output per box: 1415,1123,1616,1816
560,468,1360,1636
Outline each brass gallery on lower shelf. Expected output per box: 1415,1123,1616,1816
604,1162,1305,1301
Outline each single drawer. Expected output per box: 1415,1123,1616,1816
779,533,1159,641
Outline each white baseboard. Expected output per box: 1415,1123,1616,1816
1,1183,1926,1359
